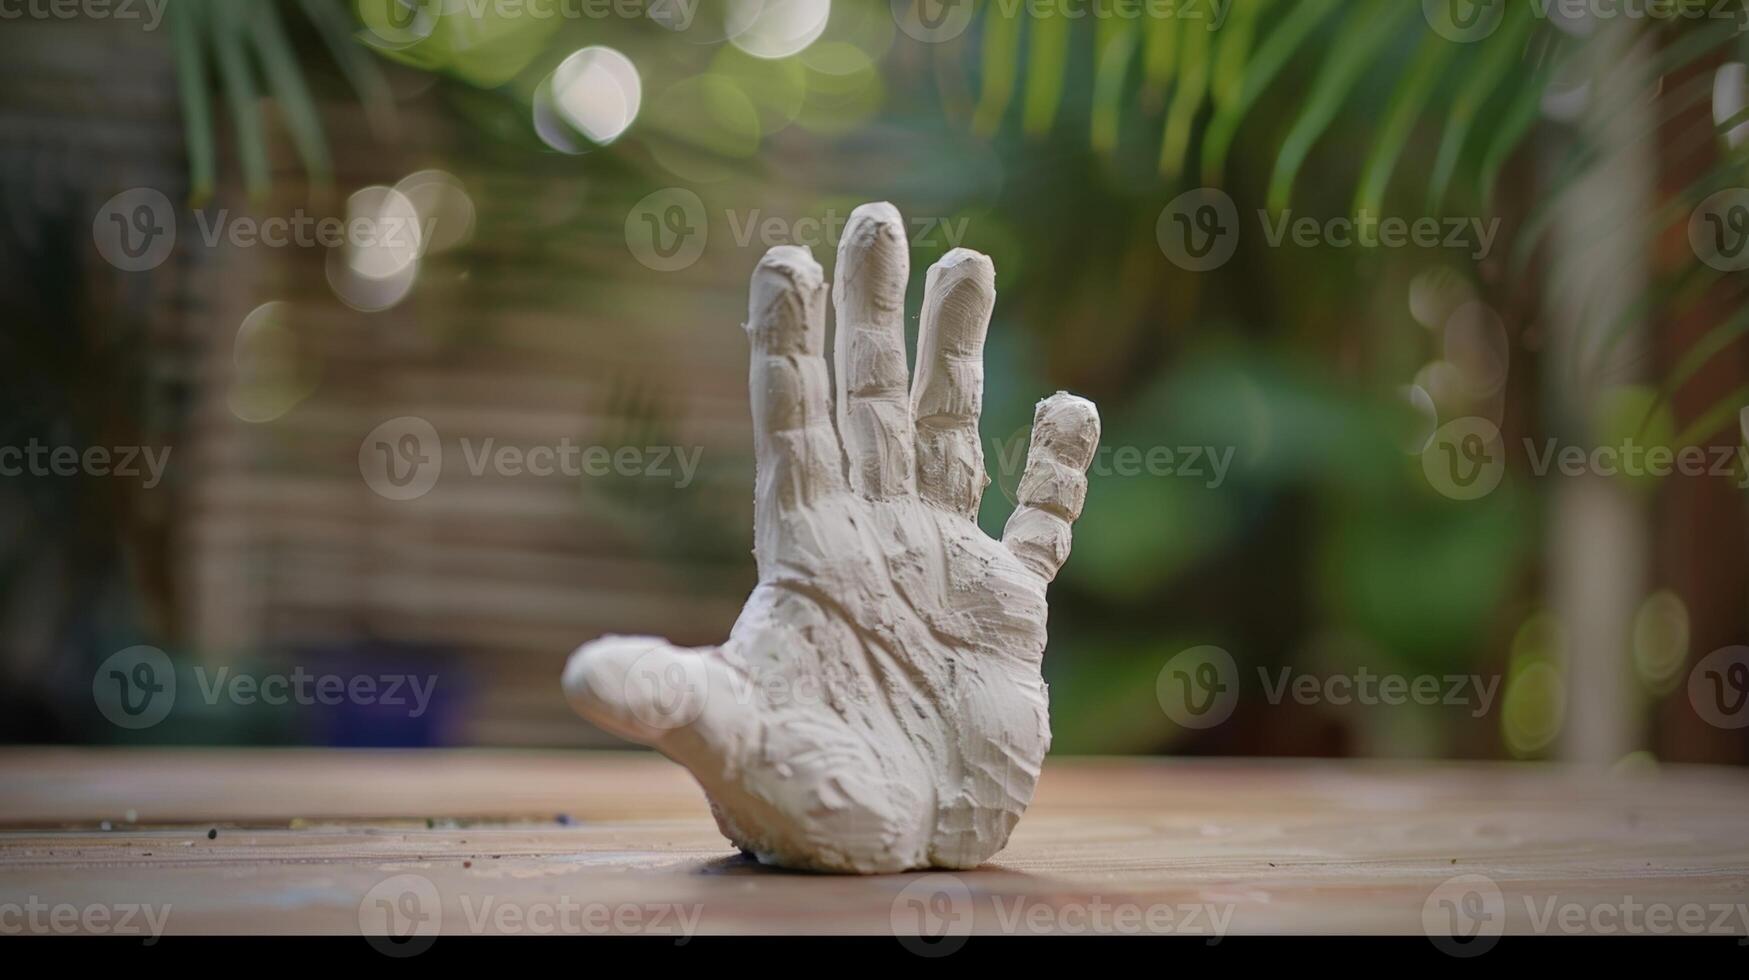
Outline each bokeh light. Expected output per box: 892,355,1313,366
1443,302,1509,398
326,184,423,312
394,169,476,257
1400,384,1437,454
1502,612,1566,758
1715,63,1748,148
647,75,763,182
227,302,318,423
727,0,832,60
1632,590,1690,696
534,46,642,151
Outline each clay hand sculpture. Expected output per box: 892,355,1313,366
563,202,1101,873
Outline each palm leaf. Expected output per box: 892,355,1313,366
1426,5,1536,214
170,0,216,205
1200,0,1339,185
1159,15,1212,179
973,6,1024,137
1353,30,1454,219
1023,11,1073,138
1091,21,1139,156
1267,0,1411,212
209,0,270,199
247,1,332,185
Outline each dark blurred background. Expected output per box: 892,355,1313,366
4,0,1748,765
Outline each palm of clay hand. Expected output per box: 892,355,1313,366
563,203,1100,873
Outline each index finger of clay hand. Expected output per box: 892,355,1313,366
747,246,847,520
1001,392,1100,582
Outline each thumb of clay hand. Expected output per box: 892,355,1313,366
563,636,749,769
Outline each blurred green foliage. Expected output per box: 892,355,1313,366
57,0,1749,757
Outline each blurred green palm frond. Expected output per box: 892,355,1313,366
953,0,1749,445
958,0,1746,218
169,0,396,203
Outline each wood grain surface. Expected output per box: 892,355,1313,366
2,749,1746,938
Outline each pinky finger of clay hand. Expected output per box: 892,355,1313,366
564,201,1101,873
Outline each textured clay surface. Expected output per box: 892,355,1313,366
563,202,1100,873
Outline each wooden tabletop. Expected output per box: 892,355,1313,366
2,749,1747,940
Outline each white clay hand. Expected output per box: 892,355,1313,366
563,202,1100,873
